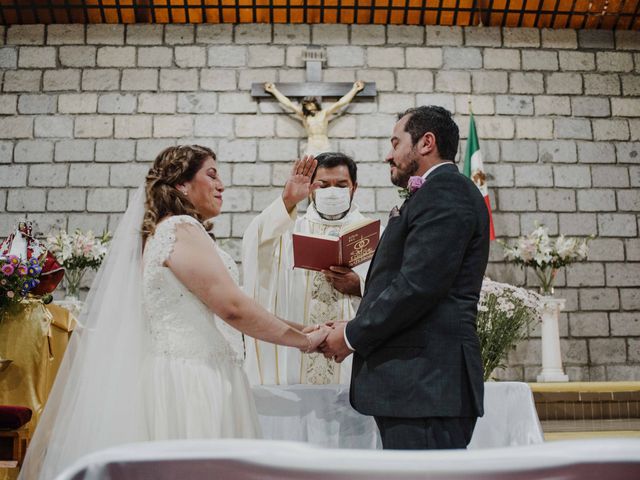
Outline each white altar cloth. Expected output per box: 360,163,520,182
253,381,544,449
51,382,545,480
56,439,640,480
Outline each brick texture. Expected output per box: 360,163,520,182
0,24,638,380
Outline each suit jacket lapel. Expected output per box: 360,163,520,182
363,163,458,296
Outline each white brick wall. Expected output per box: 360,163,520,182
0,23,639,381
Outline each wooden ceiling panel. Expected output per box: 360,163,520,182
0,0,638,29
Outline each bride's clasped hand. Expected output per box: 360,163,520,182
301,323,333,353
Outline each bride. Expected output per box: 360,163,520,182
20,145,330,479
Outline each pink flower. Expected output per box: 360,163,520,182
407,176,424,194
6,291,14,299
17,265,28,276
1,264,14,276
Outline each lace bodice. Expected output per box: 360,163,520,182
142,215,243,365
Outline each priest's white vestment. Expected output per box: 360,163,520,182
242,197,378,385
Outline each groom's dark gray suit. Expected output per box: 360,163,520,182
344,162,490,449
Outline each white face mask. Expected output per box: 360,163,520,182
314,186,352,217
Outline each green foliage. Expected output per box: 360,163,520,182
477,278,543,380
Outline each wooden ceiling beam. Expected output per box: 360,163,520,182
0,0,637,29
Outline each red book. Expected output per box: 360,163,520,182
292,219,380,271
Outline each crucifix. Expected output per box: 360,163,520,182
251,45,377,155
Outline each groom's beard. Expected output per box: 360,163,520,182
390,155,420,188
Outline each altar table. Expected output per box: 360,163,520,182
0,302,76,435
252,382,544,449
55,438,640,480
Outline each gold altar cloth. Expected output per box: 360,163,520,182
0,301,76,435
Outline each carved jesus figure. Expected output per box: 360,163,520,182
264,81,365,155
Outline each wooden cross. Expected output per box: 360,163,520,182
251,45,377,100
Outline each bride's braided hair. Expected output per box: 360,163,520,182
142,145,216,242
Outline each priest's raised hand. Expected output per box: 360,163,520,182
282,154,322,213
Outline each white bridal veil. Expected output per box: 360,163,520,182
20,187,151,479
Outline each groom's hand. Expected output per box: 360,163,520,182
320,322,352,363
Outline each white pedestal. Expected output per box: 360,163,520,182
537,297,569,382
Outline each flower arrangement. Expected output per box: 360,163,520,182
477,277,543,380
498,224,591,295
398,175,424,200
0,255,43,312
46,229,111,299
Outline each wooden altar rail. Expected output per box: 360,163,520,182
0,429,28,469
530,382,640,440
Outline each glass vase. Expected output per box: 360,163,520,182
64,268,86,300
534,267,557,296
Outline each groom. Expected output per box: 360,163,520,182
320,106,490,450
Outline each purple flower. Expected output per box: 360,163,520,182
17,265,28,276
407,176,425,194
1,264,14,276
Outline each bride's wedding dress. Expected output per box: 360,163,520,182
20,190,259,480
142,215,260,439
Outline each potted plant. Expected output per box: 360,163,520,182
477,277,543,380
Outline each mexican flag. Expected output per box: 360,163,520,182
463,114,496,240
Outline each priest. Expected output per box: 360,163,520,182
242,152,380,385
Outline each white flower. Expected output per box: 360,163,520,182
502,224,591,273
577,241,589,260
45,229,111,271
480,277,543,317
531,224,549,242
497,297,515,313
503,245,519,262
517,238,537,263
555,235,576,260
477,277,545,379
60,244,73,262
537,232,551,252
534,251,553,267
